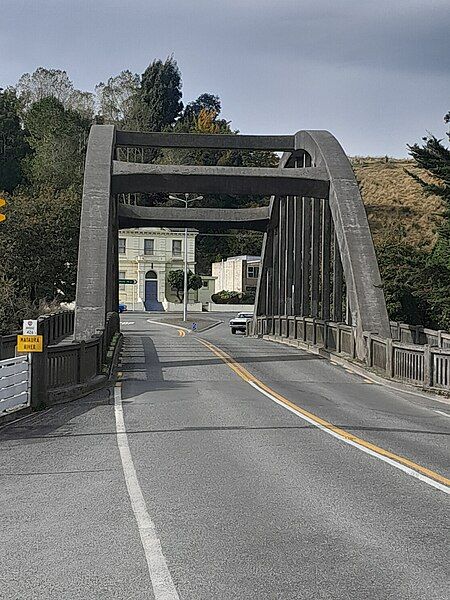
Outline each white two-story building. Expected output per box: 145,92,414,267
118,228,198,310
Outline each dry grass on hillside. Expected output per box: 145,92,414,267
351,158,444,249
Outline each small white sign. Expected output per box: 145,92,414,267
23,319,38,335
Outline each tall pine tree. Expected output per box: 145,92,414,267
0,89,28,192
139,57,183,132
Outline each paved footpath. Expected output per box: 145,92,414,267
1,312,449,599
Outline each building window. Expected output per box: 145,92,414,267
119,270,126,291
172,240,182,257
144,239,154,255
118,238,126,254
247,265,259,278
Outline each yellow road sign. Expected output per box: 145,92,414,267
0,197,5,223
17,335,43,353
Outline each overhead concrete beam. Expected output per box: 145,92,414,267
118,204,270,232
112,161,330,198
115,131,295,151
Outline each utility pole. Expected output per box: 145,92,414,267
168,193,203,321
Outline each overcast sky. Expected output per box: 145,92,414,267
1,0,449,156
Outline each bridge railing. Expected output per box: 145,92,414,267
251,316,450,393
0,310,75,361
32,311,120,407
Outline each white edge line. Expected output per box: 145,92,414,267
434,409,450,418
248,381,450,495
114,386,180,600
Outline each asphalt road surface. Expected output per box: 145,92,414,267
1,312,449,599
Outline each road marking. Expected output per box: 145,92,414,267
434,410,450,418
114,386,180,600
178,329,186,337
198,338,450,494
121,321,135,325
147,319,189,332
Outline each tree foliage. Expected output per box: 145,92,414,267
23,96,91,190
0,187,81,305
0,88,28,192
139,57,183,132
16,67,95,118
408,121,450,272
95,70,140,126
167,269,203,302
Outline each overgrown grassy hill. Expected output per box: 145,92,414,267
351,158,443,249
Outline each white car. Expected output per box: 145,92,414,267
229,312,253,334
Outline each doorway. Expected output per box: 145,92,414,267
144,270,162,311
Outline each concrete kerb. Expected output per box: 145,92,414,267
262,334,450,406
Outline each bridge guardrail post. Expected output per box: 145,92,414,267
351,325,357,360
365,333,372,367
78,340,86,383
385,338,394,378
31,316,49,408
336,324,341,353
423,345,433,388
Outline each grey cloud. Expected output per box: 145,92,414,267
0,0,449,156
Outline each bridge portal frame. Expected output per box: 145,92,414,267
74,125,390,359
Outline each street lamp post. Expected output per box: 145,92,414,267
168,193,203,322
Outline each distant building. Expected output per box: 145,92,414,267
118,228,197,310
212,255,261,294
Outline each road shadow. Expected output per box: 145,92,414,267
2,422,448,443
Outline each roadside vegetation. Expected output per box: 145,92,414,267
0,60,448,333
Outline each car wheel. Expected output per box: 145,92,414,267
231,328,236,334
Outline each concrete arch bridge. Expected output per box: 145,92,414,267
74,125,391,363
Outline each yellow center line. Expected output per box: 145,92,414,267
198,338,450,490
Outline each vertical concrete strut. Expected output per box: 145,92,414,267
286,196,295,315
293,196,303,315
301,197,311,317
321,200,331,320
279,198,287,315
311,197,321,318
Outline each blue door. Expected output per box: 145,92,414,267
144,280,158,311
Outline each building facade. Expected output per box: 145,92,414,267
212,255,261,294
118,228,197,310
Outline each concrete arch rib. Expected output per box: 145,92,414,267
74,125,117,340
294,130,390,344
